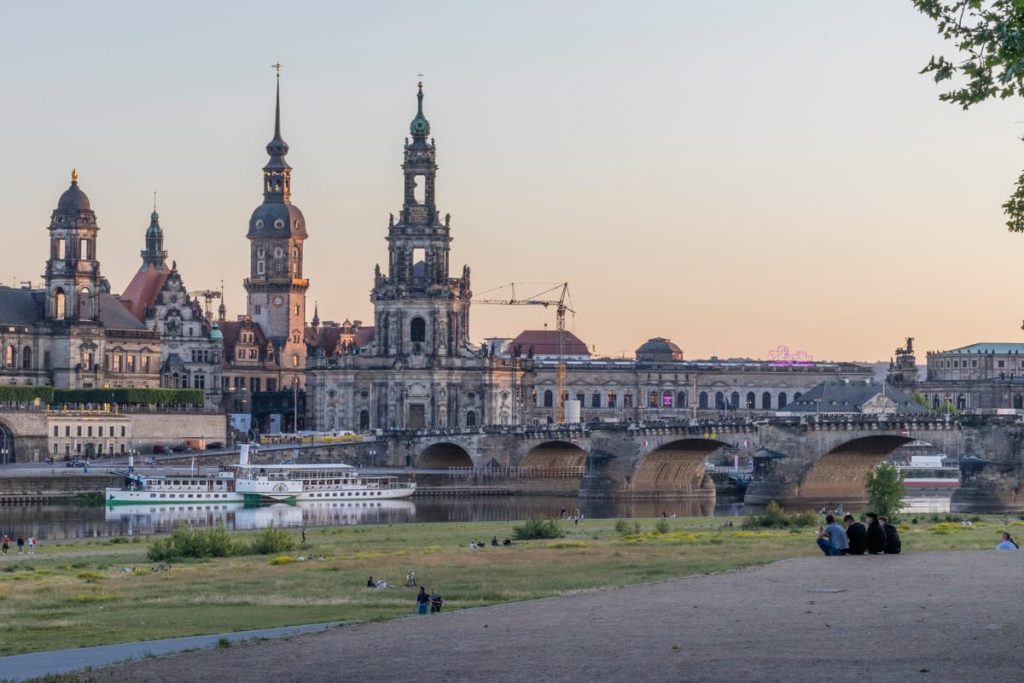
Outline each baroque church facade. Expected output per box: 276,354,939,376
306,84,500,432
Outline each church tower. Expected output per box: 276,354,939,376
244,69,309,382
141,205,168,270
371,82,472,359
44,170,103,322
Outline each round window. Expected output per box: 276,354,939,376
274,218,285,230
255,219,264,229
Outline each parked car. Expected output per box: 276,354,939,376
170,444,189,453
65,459,87,468
152,445,169,454
205,442,224,450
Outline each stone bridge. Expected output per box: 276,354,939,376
378,415,1024,511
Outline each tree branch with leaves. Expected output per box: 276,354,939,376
913,0,1024,230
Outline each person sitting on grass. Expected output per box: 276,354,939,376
816,514,849,556
844,514,866,555
865,512,886,555
996,532,1019,550
878,516,901,555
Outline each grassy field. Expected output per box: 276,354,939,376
0,513,1019,656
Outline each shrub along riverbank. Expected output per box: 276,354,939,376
0,514,1016,656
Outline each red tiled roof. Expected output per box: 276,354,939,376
507,330,590,357
118,265,170,322
220,319,271,360
305,324,375,354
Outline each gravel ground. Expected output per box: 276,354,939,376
79,550,1023,683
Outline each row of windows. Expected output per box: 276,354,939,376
535,389,798,411
52,442,126,455
190,349,218,363
224,376,279,392
937,358,1024,370
106,354,154,374
53,424,128,438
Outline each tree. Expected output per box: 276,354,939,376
912,1,1024,230
865,462,907,519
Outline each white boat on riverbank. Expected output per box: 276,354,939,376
105,445,416,506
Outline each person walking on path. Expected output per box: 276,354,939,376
416,587,430,615
865,513,886,555
844,515,866,555
879,516,901,554
27,536,35,555
996,532,1019,550
16,536,24,555
816,515,849,556
2,534,10,555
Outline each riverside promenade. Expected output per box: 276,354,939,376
31,550,1024,683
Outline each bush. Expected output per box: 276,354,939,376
614,519,631,535
655,518,671,534
248,527,295,555
53,387,204,407
147,522,241,561
742,501,818,529
0,385,54,404
512,517,564,540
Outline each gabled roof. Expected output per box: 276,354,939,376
305,323,375,355
507,330,590,358
784,381,928,414
118,264,170,322
0,287,43,326
220,319,271,360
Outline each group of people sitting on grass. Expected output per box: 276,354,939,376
816,512,901,556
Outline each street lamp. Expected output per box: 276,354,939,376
0,428,8,467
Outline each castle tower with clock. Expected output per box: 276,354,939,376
244,70,309,387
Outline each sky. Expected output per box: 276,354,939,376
2,1,1022,363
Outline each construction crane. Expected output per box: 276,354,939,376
189,289,222,321
475,282,575,424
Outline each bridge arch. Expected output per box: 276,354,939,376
797,435,916,504
0,420,14,464
522,440,586,469
418,442,473,469
632,438,727,496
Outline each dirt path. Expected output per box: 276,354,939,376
77,551,1024,683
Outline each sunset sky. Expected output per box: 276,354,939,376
2,1,1022,363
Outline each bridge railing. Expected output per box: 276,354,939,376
448,466,587,481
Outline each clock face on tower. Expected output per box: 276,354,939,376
273,295,284,307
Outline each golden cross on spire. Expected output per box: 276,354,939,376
272,62,283,77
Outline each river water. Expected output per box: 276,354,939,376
0,496,754,542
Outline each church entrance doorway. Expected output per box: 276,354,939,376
408,404,426,430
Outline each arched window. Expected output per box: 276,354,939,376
576,390,585,405
662,390,673,408
410,317,426,343
957,394,966,411
746,392,756,410
794,392,802,402
778,392,788,409
543,390,554,408
78,287,92,320
3,345,14,368
54,289,66,319
762,391,772,410
623,390,633,408
730,391,740,410
932,395,941,410
677,391,688,408
466,410,477,427
359,410,370,431
648,390,658,408
591,392,601,408
607,390,617,408
715,391,725,410
22,346,31,370
698,391,709,409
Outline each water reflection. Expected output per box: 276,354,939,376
0,493,955,541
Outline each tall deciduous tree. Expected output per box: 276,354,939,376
912,1,1024,230
866,462,907,519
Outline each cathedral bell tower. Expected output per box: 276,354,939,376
244,67,309,381
44,170,103,323
371,82,472,360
